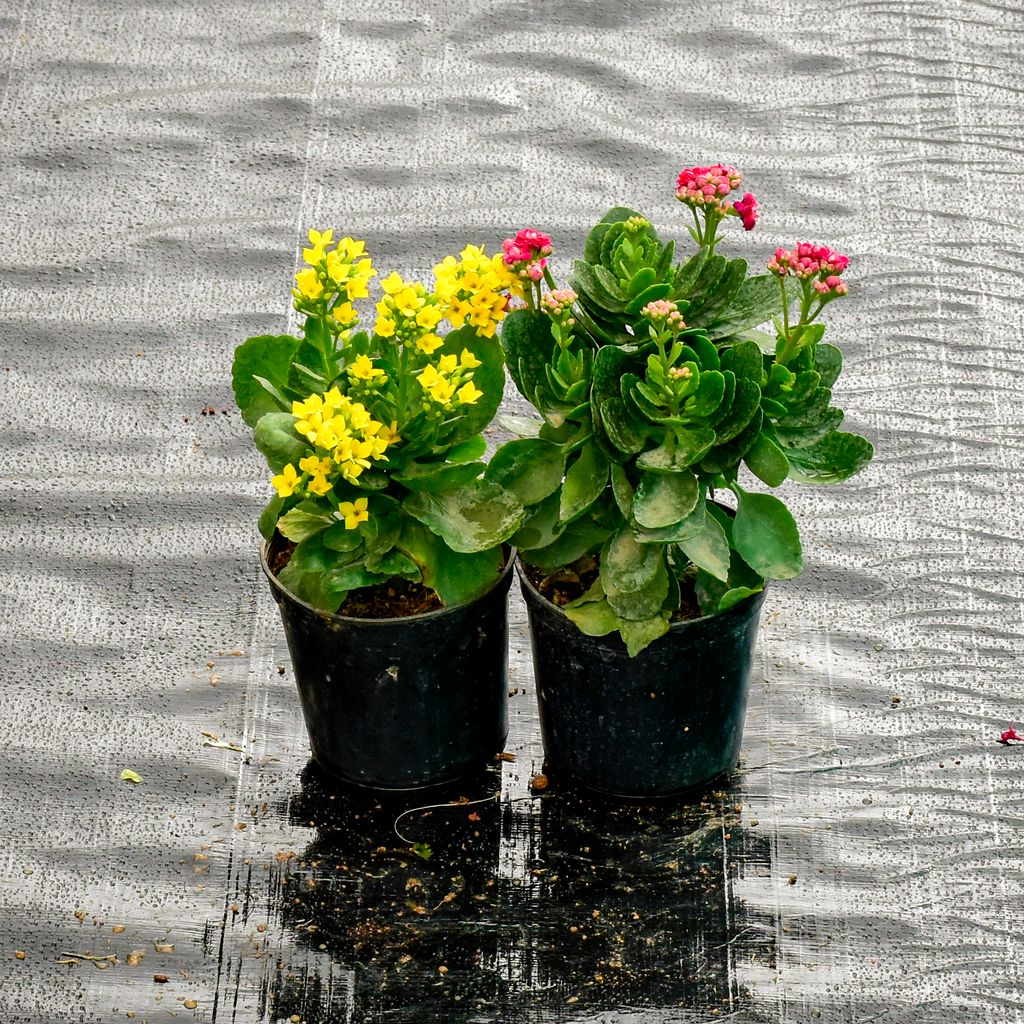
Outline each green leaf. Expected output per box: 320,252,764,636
604,557,669,620
632,498,706,544
609,462,634,518
447,435,487,463
632,470,699,528
600,397,647,455
397,519,504,606
438,327,505,443
814,344,843,389
364,548,419,578
704,274,783,339
564,597,622,637
744,433,789,486
677,511,730,582
619,613,671,657
232,335,301,427
499,413,545,438
785,430,874,484
277,506,334,543
324,564,386,592
601,527,664,592
731,488,803,580
258,496,285,540
683,371,726,418
486,438,565,506
120,769,143,784
719,586,762,612
253,412,307,473
499,308,555,404
572,260,627,312
412,842,433,861
524,518,610,571
323,521,365,552
510,490,563,550
394,460,485,493
720,340,764,383
559,440,609,524
403,480,525,554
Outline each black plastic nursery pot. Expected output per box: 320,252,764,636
519,562,766,799
262,538,514,792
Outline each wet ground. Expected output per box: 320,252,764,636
2,1,1024,1022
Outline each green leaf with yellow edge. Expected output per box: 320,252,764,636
632,470,699,529
120,769,143,784
412,842,433,861
731,487,802,580
403,480,525,554
232,335,301,427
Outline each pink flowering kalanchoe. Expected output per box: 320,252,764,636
732,191,759,231
502,228,553,282
675,164,743,210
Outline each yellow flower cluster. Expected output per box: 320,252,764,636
293,230,376,325
373,272,446,353
347,354,386,382
433,245,518,338
416,349,483,407
269,387,396,502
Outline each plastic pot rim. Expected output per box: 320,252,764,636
260,537,516,627
515,554,769,635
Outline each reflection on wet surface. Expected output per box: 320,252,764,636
233,764,775,1023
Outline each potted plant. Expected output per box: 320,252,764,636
232,230,528,791
495,168,873,797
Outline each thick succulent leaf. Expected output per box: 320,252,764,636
637,428,716,471
632,469,699,528
632,497,706,544
394,460,485,493
438,326,505,443
559,440,609,524
815,343,843,388
609,462,635,518
277,505,334,543
620,613,671,657
732,488,803,580
604,557,670,620
403,480,525,554
774,404,844,448
485,438,565,506
704,274,783,339
683,370,726,418
232,335,302,427
744,433,789,486
572,260,627,312
446,435,487,463
785,430,874,484
564,596,623,637
510,490,564,550
600,397,648,455
677,511,731,582
254,412,307,473
397,519,505,606
525,518,610,571
258,496,285,540
601,527,664,592
720,340,764,383
500,308,555,404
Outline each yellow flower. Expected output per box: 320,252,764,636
302,228,334,265
339,497,369,530
309,228,334,248
271,463,300,497
307,473,333,497
457,381,483,405
417,364,444,389
332,301,358,325
294,267,324,300
459,348,481,369
416,305,444,330
427,377,456,404
416,333,443,354
438,354,458,374
380,271,406,295
379,420,401,445
348,354,385,381
374,314,396,338
299,455,333,476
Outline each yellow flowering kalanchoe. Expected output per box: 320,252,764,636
373,272,446,353
416,348,484,408
433,244,518,338
293,230,376,323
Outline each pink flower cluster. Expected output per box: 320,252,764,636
675,164,743,210
732,192,759,231
768,242,850,296
502,228,553,282
641,299,686,329
540,288,577,320
1000,726,1024,745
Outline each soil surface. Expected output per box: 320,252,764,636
522,554,702,621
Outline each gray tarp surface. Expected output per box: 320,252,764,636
1,1,1022,1022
